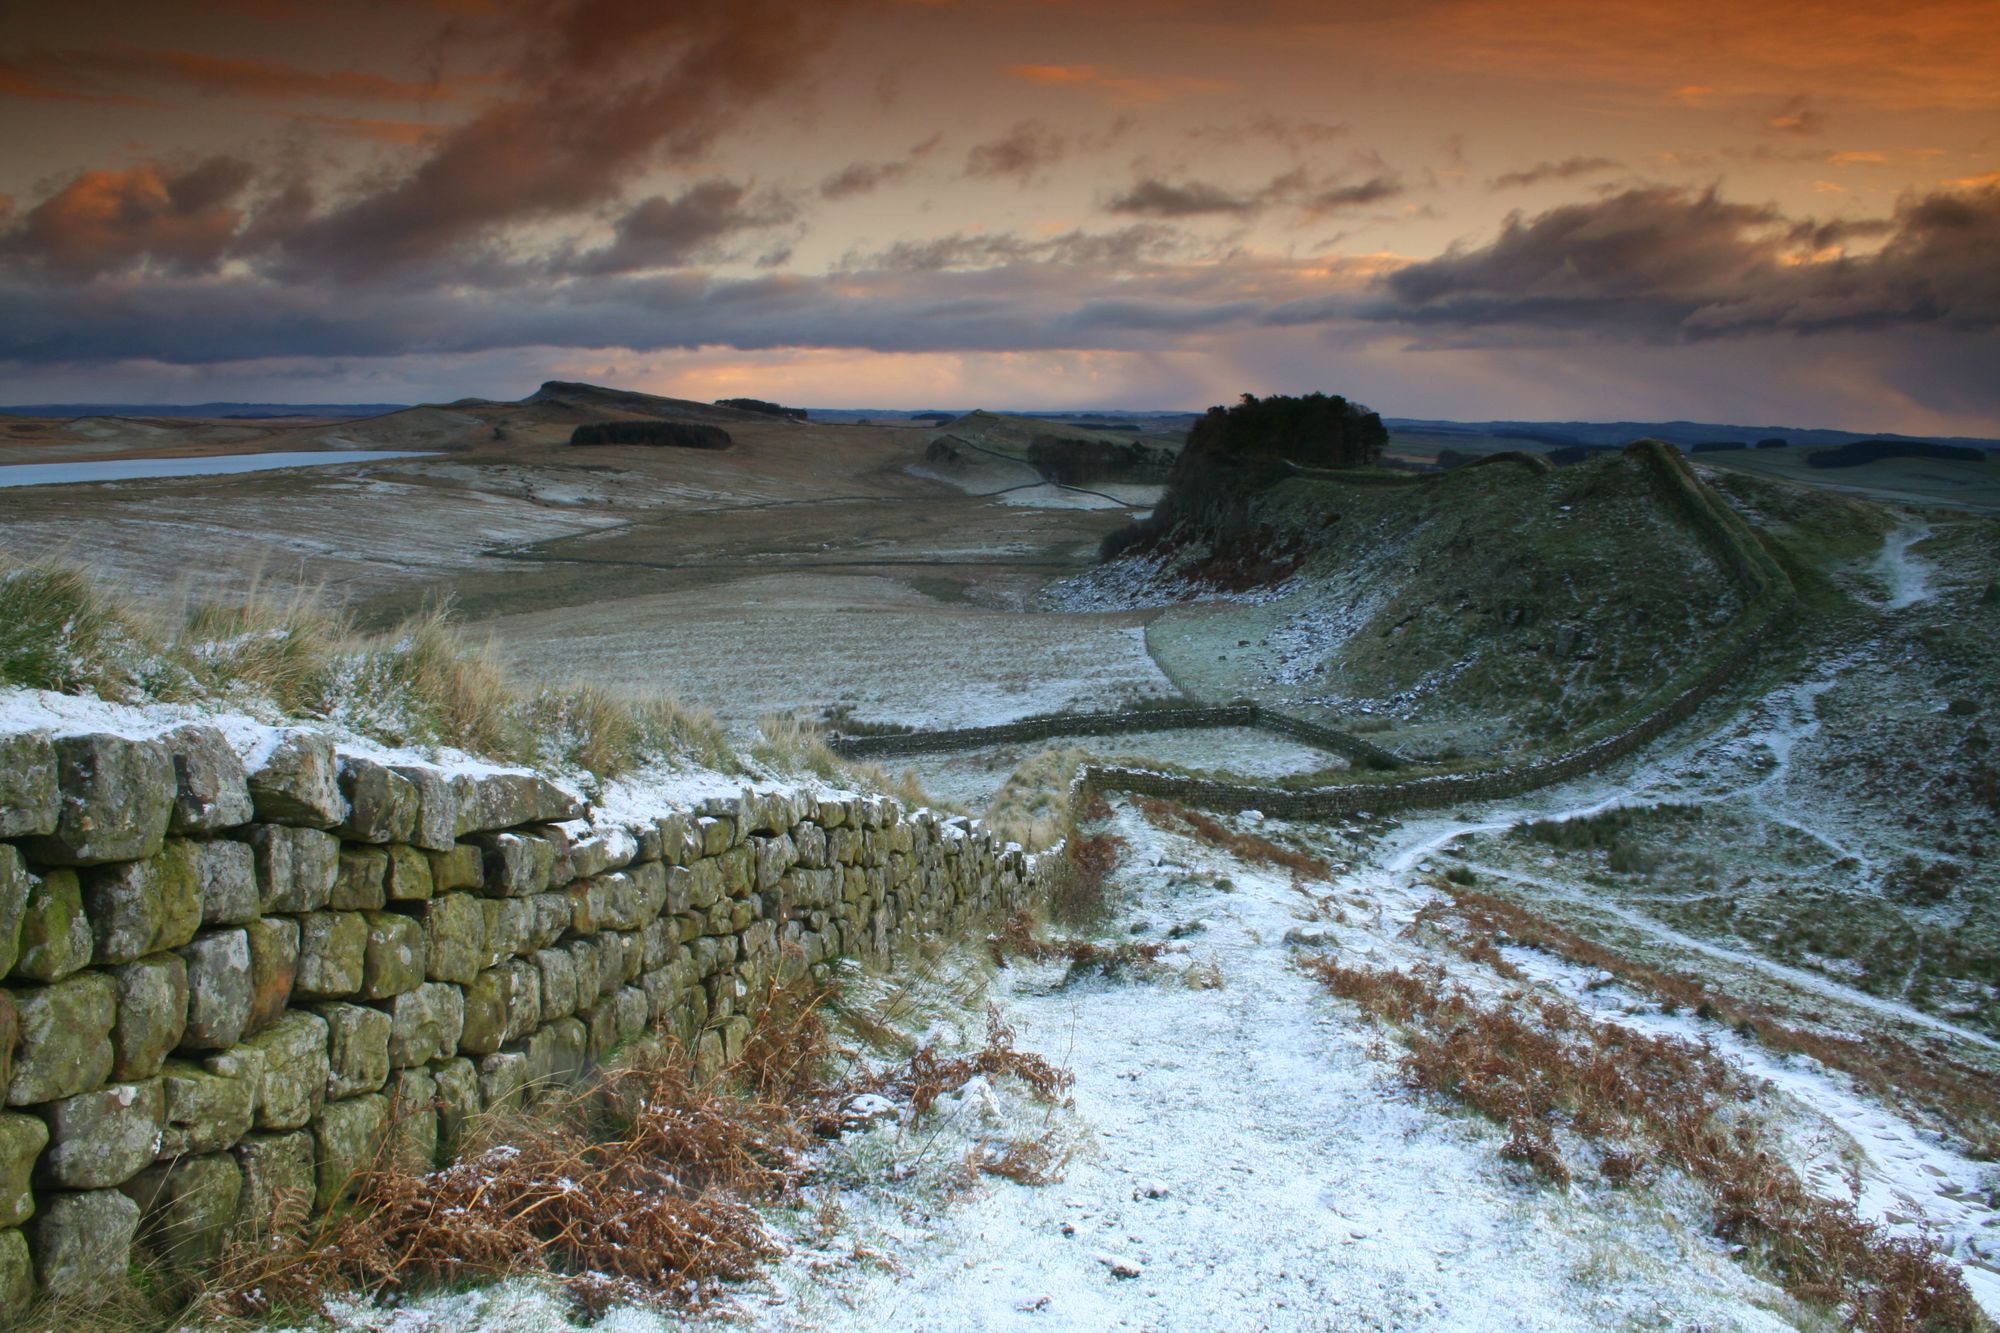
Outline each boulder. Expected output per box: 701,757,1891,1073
319,1002,390,1100
232,1130,314,1241
245,823,339,913
0,732,58,839
21,733,174,866
329,846,388,911
157,1049,261,1157
36,1079,164,1189
311,1093,387,1209
120,1151,242,1269
108,953,188,1080
10,868,91,980
244,1011,329,1130
386,982,463,1067
192,838,258,926
243,916,300,1034
0,1112,48,1228
388,765,457,852
162,724,253,834
244,729,346,828
29,1188,140,1300
336,756,418,844
293,911,367,1000
178,928,253,1051
7,972,116,1106
82,839,202,964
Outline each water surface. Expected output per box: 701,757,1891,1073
0,450,436,489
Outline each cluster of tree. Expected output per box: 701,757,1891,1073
1690,440,1748,453
1756,437,1787,448
911,411,957,424
1545,444,1618,467
714,397,808,421
1806,440,1985,469
570,420,732,449
1174,392,1387,485
1025,433,1176,485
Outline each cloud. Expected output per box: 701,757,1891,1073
1765,93,1825,136
1107,166,1402,220
1004,63,1097,86
818,135,941,200
999,61,1231,105
0,156,255,279
1303,174,1402,213
1185,114,1347,153
1108,179,1259,218
963,120,1071,181
1488,156,1622,189
859,224,1183,272
28,45,449,104
566,181,799,275
1376,181,2000,338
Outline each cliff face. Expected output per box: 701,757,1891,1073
0,720,1050,1306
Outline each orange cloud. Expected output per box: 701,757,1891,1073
1668,84,1714,104
1005,63,1098,85
1947,170,2000,189
1000,61,1230,104
1827,150,1888,165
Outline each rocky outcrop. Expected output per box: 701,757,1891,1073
0,722,1051,1302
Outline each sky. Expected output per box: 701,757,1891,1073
1,0,1996,432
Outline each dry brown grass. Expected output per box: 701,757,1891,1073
1304,954,1986,1331
187,981,1072,1326
1418,882,2000,1154
1134,796,1333,885
988,909,1169,980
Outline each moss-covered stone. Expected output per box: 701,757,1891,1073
311,1093,387,1209
108,952,187,1080
319,1001,390,1099
243,1010,328,1130
81,838,202,964
336,756,418,844
0,1226,30,1314
293,911,367,999
329,845,388,911
162,724,253,835
37,1079,163,1189
419,892,484,985
7,971,115,1106
360,910,424,1000
29,1187,139,1300
0,1113,48,1228
232,1130,313,1242
243,915,299,1035
22,733,175,867
158,1047,261,1157
386,982,463,1068
384,843,434,902
245,729,346,828
245,823,339,913
120,1151,242,1270
178,927,252,1051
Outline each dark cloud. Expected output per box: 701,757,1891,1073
963,120,1072,182
0,156,255,279
1108,179,1259,217
1303,174,1402,213
266,0,852,274
819,135,941,199
1185,114,1347,153
1377,182,2000,338
1488,156,1622,190
1766,93,1825,136
566,181,798,275
861,224,1182,272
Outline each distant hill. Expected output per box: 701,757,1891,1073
0,402,408,419
1386,416,2000,453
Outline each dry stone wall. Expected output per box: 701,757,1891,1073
0,724,1046,1309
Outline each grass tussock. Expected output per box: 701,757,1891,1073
195,980,1071,1324
988,909,1167,981
1418,883,2000,1154
1304,955,1984,1331
1134,795,1333,885
0,551,740,783
983,747,1091,850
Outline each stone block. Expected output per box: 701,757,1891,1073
232,1130,313,1241
21,733,174,866
11,866,92,984
7,972,116,1106
655,812,700,866
415,892,481,985
384,843,434,902
566,936,603,1010
244,1011,328,1131
360,911,425,1000
244,729,346,828
456,770,581,836
109,952,188,1079
162,724,253,834
293,911,367,999
753,833,796,892
178,927,252,1052
0,847,27,980
319,1002,390,1099
470,831,559,897
192,837,258,926
389,765,457,852
158,1048,260,1157
697,815,733,857
313,1092,389,1209
545,1016,588,1087
428,841,483,893
477,1049,530,1113
528,892,570,952
385,1066,438,1173
29,1188,139,1300
81,838,202,964
0,1113,48,1228
37,1079,163,1189
243,915,299,1035
479,895,535,969
614,985,649,1046
429,1057,479,1159
387,982,463,1068
559,824,638,879
245,823,339,913
336,756,419,844
533,947,577,1022
120,1151,242,1270
585,1002,620,1061
329,845,388,911
0,732,58,839
718,846,753,898
0,1226,28,1313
